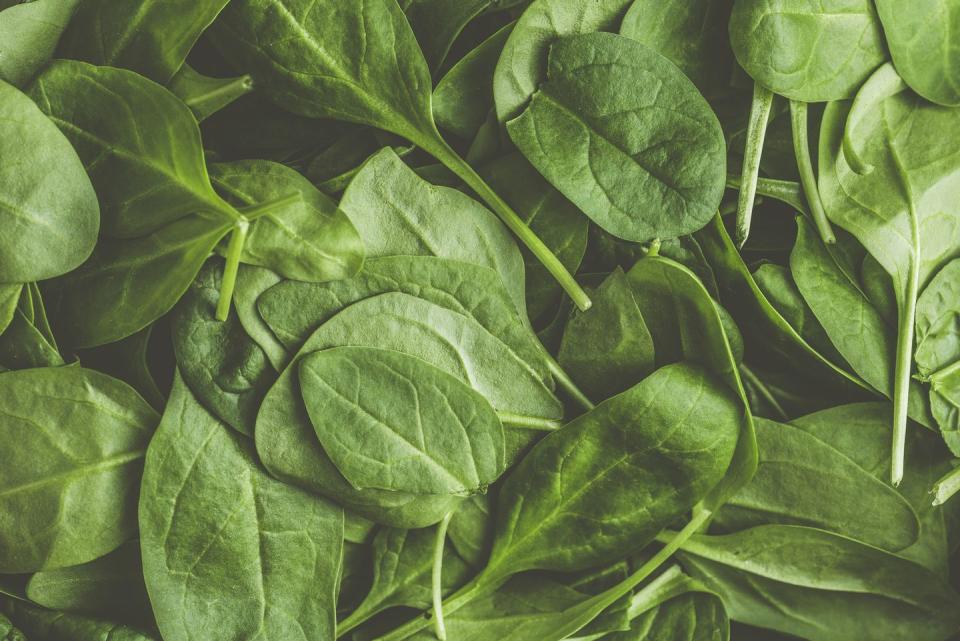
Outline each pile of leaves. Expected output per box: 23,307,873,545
2,1,960,640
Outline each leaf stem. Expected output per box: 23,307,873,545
543,355,595,412
891,256,921,487
432,512,454,641
497,413,563,431
932,463,960,506
789,100,835,244
422,135,592,312
735,83,774,248
239,192,303,222
216,220,249,321
739,364,789,422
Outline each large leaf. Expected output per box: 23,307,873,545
29,60,235,238
0,79,98,283
139,373,344,641
339,148,527,314
715,417,920,551
299,346,506,495
875,0,960,107
479,363,742,585
493,0,633,123
619,0,736,100
507,32,726,242
677,525,960,641
0,367,158,573
729,0,887,101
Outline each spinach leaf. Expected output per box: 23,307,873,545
874,0,960,107
299,346,506,495
493,0,633,123
209,0,590,309
379,362,744,641
483,362,741,582
507,32,727,243
339,526,471,635
209,160,364,283
0,367,158,573
915,258,960,379
619,0,735,101
0,79,98,284
714,417,920,551
434,23,514,140
0,285,20,336
339,148,526,315
256,256,547,381
676,525,960,641
558,268,655,402
139,372,344,641
171,261,275,437
0,599,158,641
58,0,231,83
790,216,933,426
790,403,960,574
0,0,79,87
76,326,167,411
0,609,24,641
29,60,235,239
820,64,960,483
729,0,887,102
25,541,150,622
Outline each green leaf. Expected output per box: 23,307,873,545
790,403,960,574
507,32,726,242
340,148,527,315
29,60,235,238
76,326,166,411
620,0,736,101
257,256,547,380
915,258,960,377
729,0,887,102
0,79,98,283
677,524,960,641
0,367,158,573
0,609,24,641
1,599,158,641
340,526,471,634
493,0,633,123
139,373,344,641
210,160,364,282
57,0,231,84
0,0,80,87
25,540,151,621
558,268,655,402
875,0,960,107
45,213,230,348
299,346,506,495
790,217,932,426
434,23,514,140
481,362,742,583
819,73,960,481
0,308,63,370
715,417,920,551
171,261,275,437
0,285,21,336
